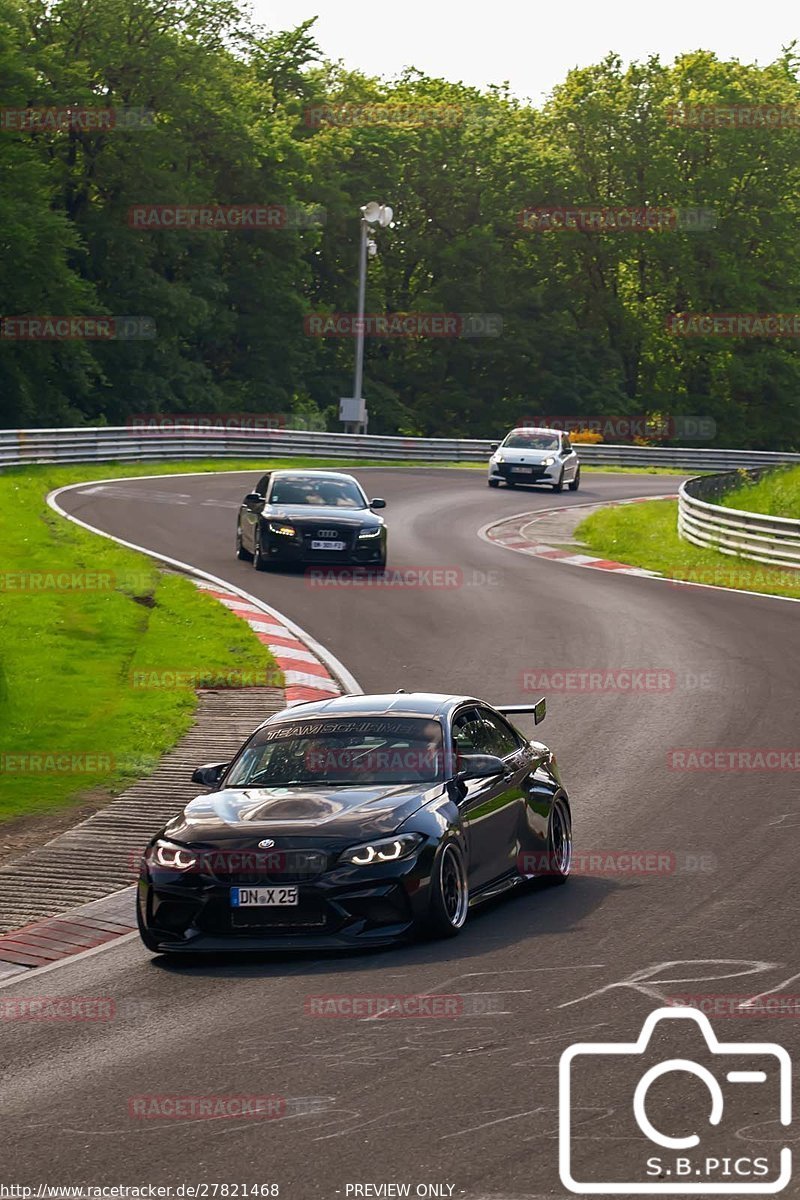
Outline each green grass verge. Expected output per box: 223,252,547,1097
717,465,800,518
0,461,297,824
576,498,800,600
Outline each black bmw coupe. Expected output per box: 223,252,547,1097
137,692,572,954
235,469,387,570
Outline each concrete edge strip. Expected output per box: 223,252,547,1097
0,475,363,979
478,494,800,605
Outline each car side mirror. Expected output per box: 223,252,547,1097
490,442,499,452
244,492,264,510
191,762,229,787
369,498,386,509
457,754,508,781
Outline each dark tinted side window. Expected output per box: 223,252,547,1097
478,709,523,757
452,708,493,755
255,474,271,495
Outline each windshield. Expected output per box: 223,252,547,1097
225,717,445,787
503,433,560,450
268,476,366,508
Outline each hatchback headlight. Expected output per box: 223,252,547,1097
268,522,296,537
357,527,382,539
541,456,555,466
339,833,424,866
494,453,505,463
147,838,198,871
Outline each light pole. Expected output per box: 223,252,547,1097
340,201,393,434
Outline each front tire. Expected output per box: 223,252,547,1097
236,525,253,561
568,466,581,492
423,843,469,938
252,529,271,572
488,479,500,488
553,470,565,493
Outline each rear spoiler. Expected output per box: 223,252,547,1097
497,698,546,725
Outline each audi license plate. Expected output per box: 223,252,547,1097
231,887,298,907
310,540,345,550
511,466,534,474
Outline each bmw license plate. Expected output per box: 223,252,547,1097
511,467,534,473
231,886,298,907
310,540,345,550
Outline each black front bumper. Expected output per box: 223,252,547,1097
495,464,550,482
138,859,427,952
263,527,385,565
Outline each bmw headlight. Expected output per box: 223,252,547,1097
268,522,296,537
339,833,424,866
541,456,555,466
147,838,198,871
357,526,382,539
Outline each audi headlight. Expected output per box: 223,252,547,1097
147,838,198,871
541,456,555,466
339,833,424,866
357,526,382,539
268,522,296,537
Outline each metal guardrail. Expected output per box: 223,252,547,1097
2,424,800,470
678,469,800,569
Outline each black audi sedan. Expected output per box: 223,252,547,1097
136,692,572,954
235,469,387,569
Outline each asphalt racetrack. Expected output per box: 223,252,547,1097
3,467,799,1197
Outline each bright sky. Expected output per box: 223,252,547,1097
254,0,799,102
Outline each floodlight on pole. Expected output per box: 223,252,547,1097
341,200,394,433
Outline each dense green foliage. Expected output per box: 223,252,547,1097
1,0,799,446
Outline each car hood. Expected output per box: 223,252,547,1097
164,781,439,844
264,504,381,528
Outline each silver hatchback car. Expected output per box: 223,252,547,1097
487,427,580,493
